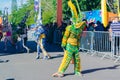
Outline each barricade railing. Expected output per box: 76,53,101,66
111,32,120,62
27,30,120,62
80,31,120,63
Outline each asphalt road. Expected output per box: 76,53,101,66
0,51,120,80
0,40,120,80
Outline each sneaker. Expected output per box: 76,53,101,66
43,56,50,60
75,72,83,77
43,56,48,60
47,55,51,59
36,56,40,59
52,72,64,78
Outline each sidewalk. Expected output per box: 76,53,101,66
0,52,120,80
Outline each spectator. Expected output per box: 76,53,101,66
2,22,13,51
95,21,104,31
17,23,28,52
94,21,104,51
109,17,120,55
87,22,95,50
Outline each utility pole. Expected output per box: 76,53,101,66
101,0,108,27
37,0,42,24
34,0,42,25
57,0,62,27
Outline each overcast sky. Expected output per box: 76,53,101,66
0,0,27,14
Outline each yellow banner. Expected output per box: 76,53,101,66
101,0,108,27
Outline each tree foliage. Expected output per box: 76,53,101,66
62,0,101,20
0,10,2,16
9,0,57,25
9,0,35,26
42,0,56,24
9,0,115,26
107,0,119,13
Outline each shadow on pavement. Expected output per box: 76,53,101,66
6,78,15,80
50,54,63,59
82,65,120,74
64,73,75,77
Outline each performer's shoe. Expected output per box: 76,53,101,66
52,72,64,78
75,72,83,77
43,56,48,60
47,55,51,59
47,54,51,59
43,56,51,60
36,56,40,59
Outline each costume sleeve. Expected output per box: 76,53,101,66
61,26,71,48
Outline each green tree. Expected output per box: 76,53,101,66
42,0,56,24
107,0,119,13
9,0,35,26
62,0,101,21
0,10,2,16
78,0,101,11
10,0,111,26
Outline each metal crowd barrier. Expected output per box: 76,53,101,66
80,31,120,63
112,32,120,62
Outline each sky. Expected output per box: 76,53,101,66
0,0,27,14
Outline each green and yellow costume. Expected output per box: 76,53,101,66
58,21,86,74
58,0,86,75
52,0,86,77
